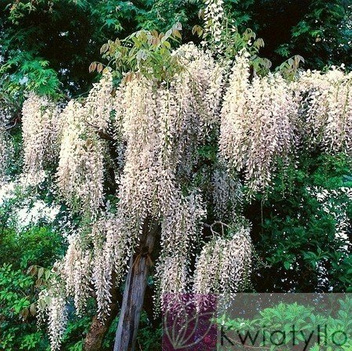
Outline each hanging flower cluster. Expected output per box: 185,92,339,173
156,193,205,297
38,283,67,351
0,129,13,182
176,43,224,120
0,97,16,128
90,215,131,318
193,226,252,295
22,93,60,183
61,235,92,314
84,72,115,132
57,72,115,214
56,100,106,214
212,167,243,220
219,53,298,195
203,0,225,46
299,68,352,152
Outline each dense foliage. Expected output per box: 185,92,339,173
1,0,351,100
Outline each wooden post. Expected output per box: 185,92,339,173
113,218,158,351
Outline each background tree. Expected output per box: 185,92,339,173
0,0,201,101
1,0,351,106
225,0,352,69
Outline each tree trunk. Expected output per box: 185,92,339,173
84,274,121,351
84,314,115,351
113,218,159,351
